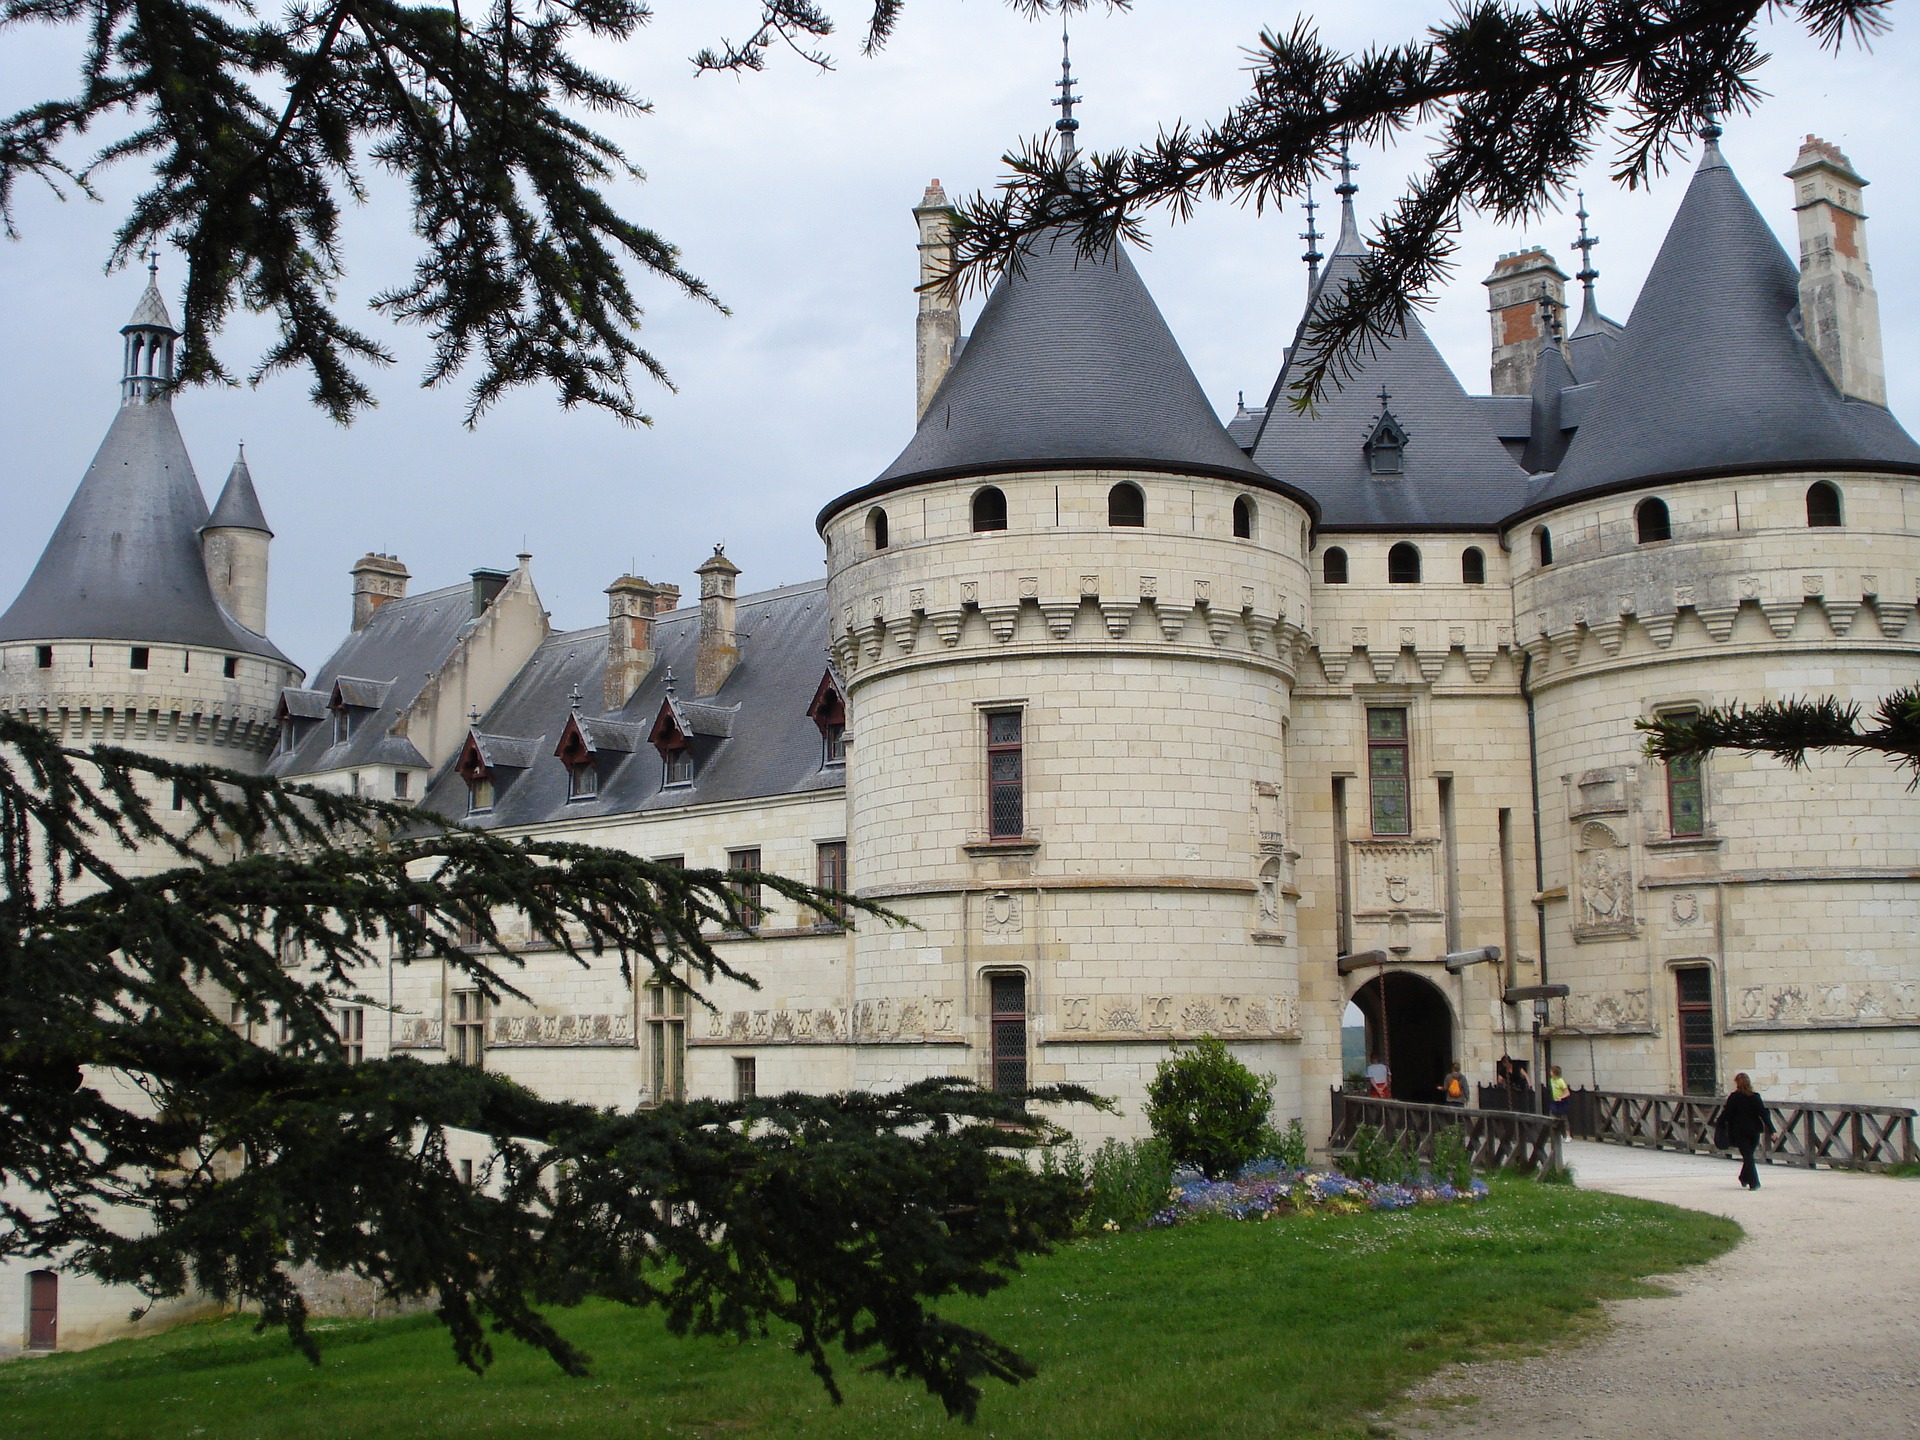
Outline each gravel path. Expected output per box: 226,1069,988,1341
1390,1139,1920,1439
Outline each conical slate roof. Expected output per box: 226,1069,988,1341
0,388,288,662
834,229,1291,518
1521,342,1579,475
125,277,175,332
205,447,273,535
1522,140,1920,511
1249,227,1530,529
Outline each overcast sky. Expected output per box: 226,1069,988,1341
3,2,1916,675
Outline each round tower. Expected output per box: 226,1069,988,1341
1506,131,1920,1106
0,272,301,779
820,188,1318,1137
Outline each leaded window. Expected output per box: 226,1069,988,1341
989,973,1028,1093
1367,708,1411,836
986,710,1023,839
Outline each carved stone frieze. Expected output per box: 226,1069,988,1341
1730,980,1920,1030
391,1017,444,1050
1350,838,1443,919
1555,988,1653,1034
488,1012,636,1048
1054,991,1301,1042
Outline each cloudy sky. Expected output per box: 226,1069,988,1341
3,2,1915,673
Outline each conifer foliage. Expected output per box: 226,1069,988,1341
0,714,1092,1417
1639,686,1920,784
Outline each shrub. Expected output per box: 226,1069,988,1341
1145,1035,1275,1179
1086,1137,1175,1230
1431,1124,1474,1190
1255,1117,1310,1170
1339,1123,1420,1185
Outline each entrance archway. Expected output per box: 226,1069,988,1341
1349,971,1455,1104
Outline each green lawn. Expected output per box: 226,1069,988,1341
0,1182,1737,1440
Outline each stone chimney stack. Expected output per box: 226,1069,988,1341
914,180,961,419
1788,135,1886,406
1482,248,1569,396
694,546,741,698
350,553,410,632
603,575,680,710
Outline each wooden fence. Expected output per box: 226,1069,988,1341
1329,1090,1564,1174
1571,1089,1917,1171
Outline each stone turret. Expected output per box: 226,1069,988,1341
1788,135,1886,406
913,181,961,419
1483,249,1569,397
201,447,273,635
693,547,740,697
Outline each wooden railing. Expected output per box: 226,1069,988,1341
1329,1090,1564,1174
1572,1089,1917,1171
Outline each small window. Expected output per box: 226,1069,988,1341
986,709,1023,840
459,1158,476,1187
1663,711,1705,837
333,707,356,746
663,748,694,787
1535,526,1553,567
1675,967,1716,1096
337,1006,365,1064
1636,497,1671,544
1107,481,1145,527
450,991,486,1067
171,782,185,812
1233,495,1255,540
394,770,411,800
1388,542,1422,584
646,981,687,1103
35,645,52,669
822,720,846,767
815,840,848,925
466,775,494,814
224,656,239,679
727,848,763,930
1462,547,1486,585
1366,708,1411,837
1323,547,1349,584
27,1270,57,1350
988,973,1028,1093
130,646,150,670
971,486,1008,532
567,760,598,801
734,1056,758,1101
349,771,363,798
1806,481,1842,527
867,507,890,551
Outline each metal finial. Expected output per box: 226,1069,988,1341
467,704,481,726
1572,191,1600,297
1700,108,1723,143
1052,17,1081,161
1537,292,1562,342
568,682,583,714
1377,384,1392,411
1300,184,1324,285
1335,140,1358,199
664,665,677,696
146,247,160,279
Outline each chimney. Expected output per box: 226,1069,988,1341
603,575,680,710
1482,248,1569,396
694,546,741,698
1788,135,1886,406
914,180,961,419
469,566,511,619
350,553,410,631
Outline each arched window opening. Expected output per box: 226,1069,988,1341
1461,547,1486,585
1323,547,1349,585
866,507,889,551
1636,497,1671,544
1535,526,1553,567
971,486,1007,533
1232,495,1255,540
1388,542,1422,584
1107,482,1145,528
1806,481,1842,528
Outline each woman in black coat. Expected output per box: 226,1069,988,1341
1716,1073,1774,1190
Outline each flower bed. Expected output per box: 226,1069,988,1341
1147,1159,1488,1227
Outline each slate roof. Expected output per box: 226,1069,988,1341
1521,138,1920,514
420,580,842,829
269,582,478,777
1247,214,1532,530
205,448,273,535
0,394,290,661
823,229,1314,530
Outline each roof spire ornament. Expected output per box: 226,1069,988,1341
1052,17,1081,161
1331,137,1364,256
1300,184,1324,286
1698,108,1725,168
1571,191,1600,307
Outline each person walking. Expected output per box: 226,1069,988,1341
1715,1072,1775,1190
1547,1064,1571,1121
1439,1062,1469,1109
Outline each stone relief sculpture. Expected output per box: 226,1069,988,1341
1572,821,1636,938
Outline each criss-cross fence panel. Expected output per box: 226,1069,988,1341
1329,1091,1564,1174
1570,1089,1916,1171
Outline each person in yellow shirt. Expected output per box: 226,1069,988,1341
1548,1064,1571,1119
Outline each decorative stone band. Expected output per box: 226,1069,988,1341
1729,979,1920,1031
1515,582,1919,685
1049,991,1302,1043
694,997,958,1045
0,698,283,752
392,1017,444,1049
489,1013,636,1047
828,584,1308,683
1303,621,1514,688
1549,987,1656,1036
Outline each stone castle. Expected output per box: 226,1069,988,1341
5,121,1918,1349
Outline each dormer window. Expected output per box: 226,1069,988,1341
567,761,599,800
333,707,355,746
466,774,494,814
1364,410,1408,475
807,669,848,770
663,745,694,788
650,701,696,788
455,727,531,815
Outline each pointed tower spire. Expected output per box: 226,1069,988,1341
201,444,274,635
207,445,272,535
1052,18,1081,162
1300,185,1324,287
121,250,178,406
1331,138,1363,255
1571,192,1600,313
